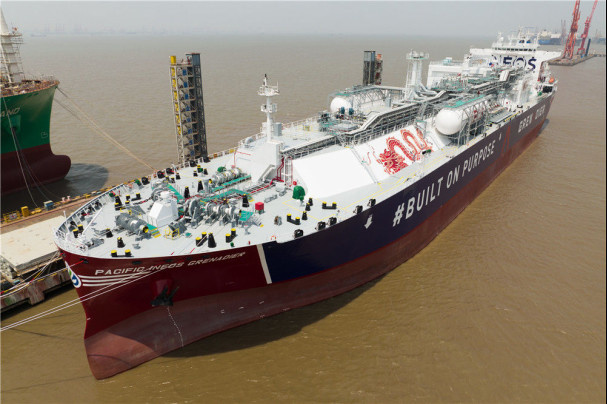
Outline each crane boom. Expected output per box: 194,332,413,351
576,0,599,56
562,0,581,59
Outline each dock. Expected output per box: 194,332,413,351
1,178,200,312
550,52,605,66
0,196,95,312
1,268,71,313
0,216,74,312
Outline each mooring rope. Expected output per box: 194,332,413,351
0,262,171,332
56,87,156,172
0,252,61,296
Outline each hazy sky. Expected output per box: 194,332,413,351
3,1,606,38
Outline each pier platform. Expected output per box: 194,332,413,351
550,52,605,66
1,181,145,312
1,180,165,312
0,216,74,312
1,268,71,313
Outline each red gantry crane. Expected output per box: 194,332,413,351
576,0,599,56
562,0,581,59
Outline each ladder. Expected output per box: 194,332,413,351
283,157,293,185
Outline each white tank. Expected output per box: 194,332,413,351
435,108,465,135
435,99,489,136
330,97,352,113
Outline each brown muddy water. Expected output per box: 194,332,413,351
1,35,605,403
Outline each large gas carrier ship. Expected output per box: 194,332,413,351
0,9,70,195
54,31,559,379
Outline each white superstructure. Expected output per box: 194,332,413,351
427,28,561,89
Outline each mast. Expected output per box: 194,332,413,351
404,51,429,101
258,74,280,140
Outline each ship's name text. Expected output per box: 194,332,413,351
93,252,246,275
518,104,546,134
0,107,20,118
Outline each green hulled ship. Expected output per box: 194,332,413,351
1,9,70,195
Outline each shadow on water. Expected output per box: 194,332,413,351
1,163,109,214
164,276,383,358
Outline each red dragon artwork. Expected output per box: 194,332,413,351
401,128,430,153
376,127,432,174
377,137,410,174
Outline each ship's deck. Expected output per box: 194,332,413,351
54,117,494,259
54,69,553,260
0,79,58,97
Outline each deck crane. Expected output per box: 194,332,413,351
562,0,581,59
576,0,599,56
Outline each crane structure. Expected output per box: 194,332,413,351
576,0,599,56
562,0,581,59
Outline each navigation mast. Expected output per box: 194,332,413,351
258,74,280,140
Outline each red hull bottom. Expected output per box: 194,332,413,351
85,120,545,379
1,144,71,195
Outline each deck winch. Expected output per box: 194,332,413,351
211,168,242,186
115,213,151,237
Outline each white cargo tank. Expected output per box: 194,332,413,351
329,97,353,114
434,98,490,137
435,108,465,136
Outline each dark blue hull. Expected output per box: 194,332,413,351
263,95,554,282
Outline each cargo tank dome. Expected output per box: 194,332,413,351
330,97,353,113
435,108,464,136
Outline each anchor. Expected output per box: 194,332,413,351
151,285,179,307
